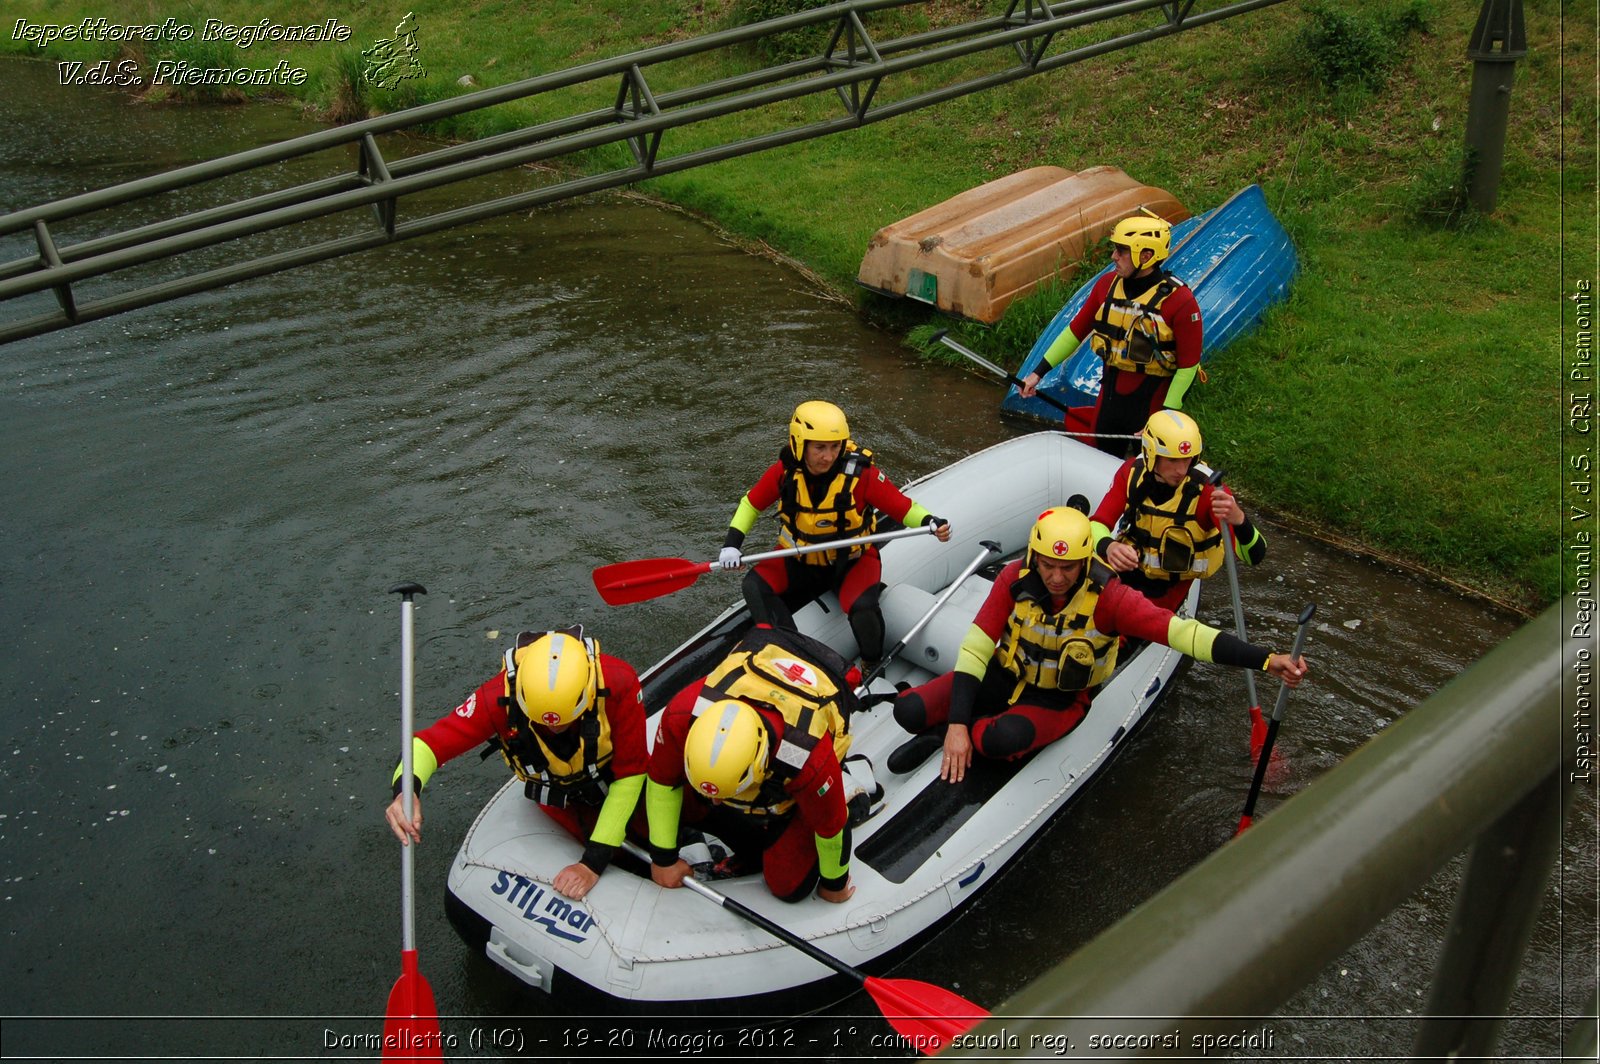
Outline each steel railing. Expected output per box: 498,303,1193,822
946,598,1589,1060
0,0,1288,344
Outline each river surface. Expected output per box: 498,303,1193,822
0,57,1591,1062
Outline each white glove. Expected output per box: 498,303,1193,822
718,547,743,571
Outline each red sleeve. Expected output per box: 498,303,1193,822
1196,483,1224,532
414,672,510,766
1070,272,1117,339
744,460,786,512
969,560,1023,642
598,654,650,777
854,462,919,522
1094,579,1178,644
1091,459,1137,529
647,681,701,787
1166,285,1203,369
788,736,848,838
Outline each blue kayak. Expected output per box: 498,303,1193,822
1000,183,1298,423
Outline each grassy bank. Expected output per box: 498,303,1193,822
6,0,1591,610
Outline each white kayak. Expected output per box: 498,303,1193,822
443,431,1199,1013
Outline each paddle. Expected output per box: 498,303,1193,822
931,329,1076,417
1234,602,1315,837
1211,469,1267,760
622,842,987,1053
592,525,937,606
931,329,1143,442
856,540,1000,693
384,582,443,1062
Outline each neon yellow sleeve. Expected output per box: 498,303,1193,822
956,623,996,680
1039,323,1085,369
589,773,645,847
903,502,932,528
390,737,440,790
815,827,848,881
729,496,761,536
645,778,684,851
1166,616,1222,662
1164,365,1199,410
1234,521,1267,564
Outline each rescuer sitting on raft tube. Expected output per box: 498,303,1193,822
384,627,649,901
1090,409,1266,613
643,624,877,904
887,507,1307,781
1017,211,1203,458
717,400,951,669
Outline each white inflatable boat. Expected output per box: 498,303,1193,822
443,431,1198,1014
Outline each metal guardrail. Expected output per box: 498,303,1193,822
0,0,1288,344
946,598,1586,1060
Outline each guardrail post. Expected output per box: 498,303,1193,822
1463,0,1526,213
1410,766,1573,1059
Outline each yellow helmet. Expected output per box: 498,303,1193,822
508,630,597,728
1028,506,1093,564
684,699,769,801
1110,211,1171,270
1141,409,1203,468
788,400,850,462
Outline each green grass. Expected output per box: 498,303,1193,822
4,0,1589,610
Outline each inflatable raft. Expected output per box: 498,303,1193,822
443,432,1198,1015
1001,183,1299,424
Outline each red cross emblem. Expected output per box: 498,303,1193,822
1052,540,1070,556
1178,441,1192,455
541,711,562,725
699,781,720,796
775,659,816,686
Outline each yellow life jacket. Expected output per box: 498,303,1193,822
1090,274,1183,376
1122,459,1225,581
494,633,612,807
693,628,853,817
776,444,878,567
993,559,1120,700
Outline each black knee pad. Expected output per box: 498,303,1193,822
892,691,928,732
742,570,793,629
978,715,1037,760
848,592,886,662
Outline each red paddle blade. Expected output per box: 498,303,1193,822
864,975,989,1055
383,950,443,1062
1234,813,1254,837
1248,705,1268,760
1062,404,1096,435
591,557,711,605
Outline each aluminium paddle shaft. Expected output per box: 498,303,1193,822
932,329,1142,440
738,525,936,568
390,582,426,952
384,582,442,1062
931,329,1074,417
1211,468,1263,740
857,540,1000,691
